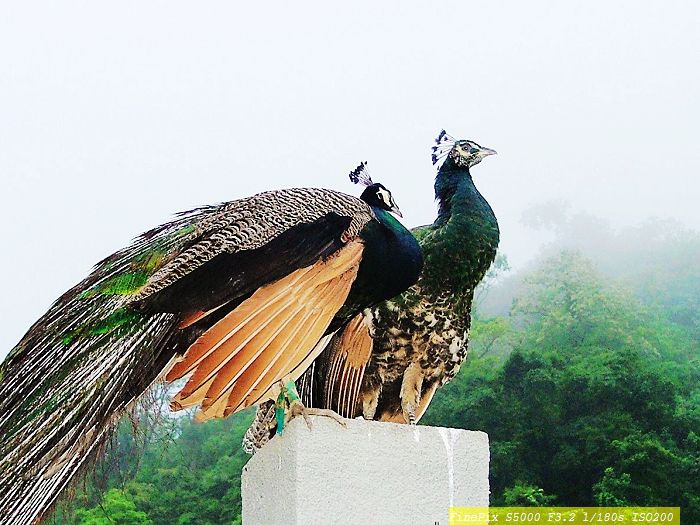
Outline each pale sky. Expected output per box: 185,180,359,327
1,1,699,356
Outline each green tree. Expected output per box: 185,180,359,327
424,249,700,515
503,483,556,506
74,489,152,525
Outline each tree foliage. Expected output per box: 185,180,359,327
73,489,153,525
424,249,700,521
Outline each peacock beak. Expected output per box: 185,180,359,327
386,193,403,218
390,201,404,218
479,147,497,157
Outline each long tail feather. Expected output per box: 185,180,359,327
0,310,179,525
0,210,209,525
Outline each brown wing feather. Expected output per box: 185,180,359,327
165,264,317,383
324,313,373,418
195,304,307,412
177,302,230,329
168,241,364,419
172,288,306,403
217,308,315,417
238,273,355,410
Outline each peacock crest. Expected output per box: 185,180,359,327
431,129,456,166
349,161,373,186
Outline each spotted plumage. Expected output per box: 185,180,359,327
0,176,421,525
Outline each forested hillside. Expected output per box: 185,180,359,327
48,217,700,524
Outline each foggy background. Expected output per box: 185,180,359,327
1,1,699,356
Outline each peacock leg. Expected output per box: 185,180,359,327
399,362,424,424
275,377,346,434
242,401,277,454
361,385,381,420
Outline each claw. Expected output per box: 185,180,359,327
404,404,417,425
286,400,347,430
400,362,423,425
275,378,347,434
286,400,313,430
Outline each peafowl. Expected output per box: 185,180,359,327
320,131,499,422
0,166,422,525
244,131,498,451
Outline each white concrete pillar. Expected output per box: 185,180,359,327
241,417,489,525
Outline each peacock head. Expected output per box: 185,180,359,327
432,130,497,169
349,162,403,218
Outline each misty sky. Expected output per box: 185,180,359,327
1,1,699,356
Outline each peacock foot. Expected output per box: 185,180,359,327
287,401,347,430
361,387,380,420
400,362,424,425
275,377,346,435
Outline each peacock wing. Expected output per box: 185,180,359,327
165,241,366,420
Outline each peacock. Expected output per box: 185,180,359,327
0,165,422,525
244,131,498,450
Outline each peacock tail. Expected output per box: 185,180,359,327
0,206,217,523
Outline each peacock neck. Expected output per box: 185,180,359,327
346,206,423,320
419,156,499,314
373,207,412,240
434,157,485,227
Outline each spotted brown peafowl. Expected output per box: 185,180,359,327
244,132,498,451
0,167,422,525
347,132,499,423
